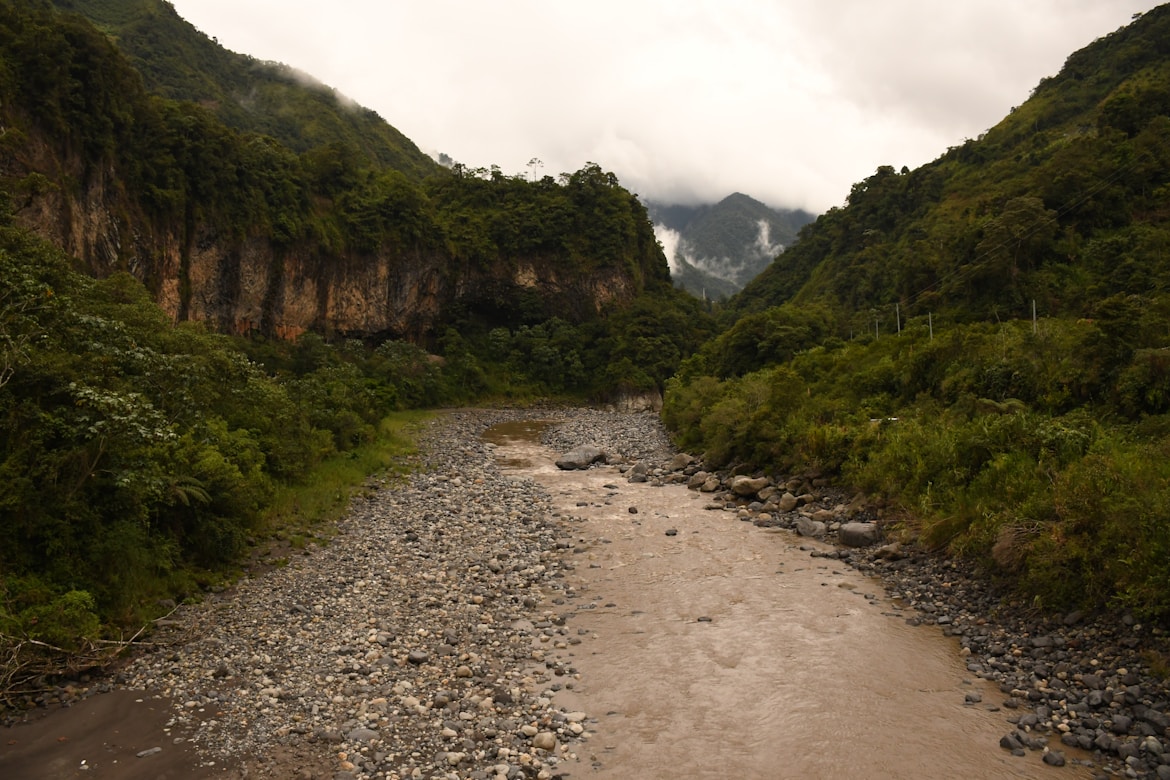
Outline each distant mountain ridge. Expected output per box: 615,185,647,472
649,194,815,299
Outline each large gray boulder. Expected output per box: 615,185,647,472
839,522,881,547
555,445,606,470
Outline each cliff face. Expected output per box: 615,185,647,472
16,162,641,342
0,3,663,341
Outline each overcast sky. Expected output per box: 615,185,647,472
169,0,1161,214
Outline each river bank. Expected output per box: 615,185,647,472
2,407,1168,779
3,407,592,779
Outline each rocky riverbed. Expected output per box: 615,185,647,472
3,406,1170,779
113,407,608,780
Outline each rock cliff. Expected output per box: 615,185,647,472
13,159,647,343
0,3,665,343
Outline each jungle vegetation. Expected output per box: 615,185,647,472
665,5,1170,620
6,0,1170,684
0,0,714,673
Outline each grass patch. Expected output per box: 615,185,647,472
258,409,433,544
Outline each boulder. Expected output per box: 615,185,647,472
839,522,881,547
731,476,770,497
777,492,798,512
1042,751,1066,767
687,470,710,490
700,476,721,493
669,453,695,471
811,508,836,525
555,445,606,470
347,727,380,743
795,516,826,538
627,463,649,482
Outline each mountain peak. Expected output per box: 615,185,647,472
648,195,815,299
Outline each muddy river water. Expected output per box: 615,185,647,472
484,420,1087,779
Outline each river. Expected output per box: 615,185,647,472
484,419,1090,779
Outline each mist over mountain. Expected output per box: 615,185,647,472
51,0,439,179
648,194,815,299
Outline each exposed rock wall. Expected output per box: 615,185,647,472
13,163,641,343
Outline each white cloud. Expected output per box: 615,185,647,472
653,224,683,275
170,0,1161,213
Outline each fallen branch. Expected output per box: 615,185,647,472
0,607,180,711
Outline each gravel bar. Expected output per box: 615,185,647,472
117,407,619,779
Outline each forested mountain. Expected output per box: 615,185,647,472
665,6,1170,619
730,6,1170,329
0,0,713,662
649,194,814,299
1,0,698,347
50,0,439,179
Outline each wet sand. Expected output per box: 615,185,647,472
0,690,217,779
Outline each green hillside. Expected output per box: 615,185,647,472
51,0,440,179
0,0,714,672
665,6,1170,619
732,7,1170,328
3,0,694,344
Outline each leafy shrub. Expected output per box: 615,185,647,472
0,582,101,650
